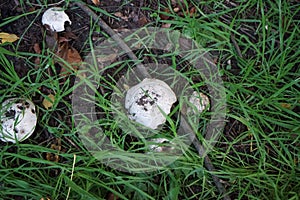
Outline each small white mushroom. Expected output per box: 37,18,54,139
42,7,71,32
0,98,37,143
187,91,210,114
125,78,177,129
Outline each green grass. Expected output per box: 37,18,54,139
0,0,299,199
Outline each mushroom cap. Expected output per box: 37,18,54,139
0,98,37,143
125,78,177,129
187,91,210,114
42,7,71,32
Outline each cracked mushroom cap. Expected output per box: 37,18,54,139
0,98,37,143
125,78,177,129
42,7,71,32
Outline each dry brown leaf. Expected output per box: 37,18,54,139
56,39,82,76
138,16,149,27
0,32,19,43
106,192,119,200
44,28,81,76
42,94,55,109
33,43,41,54
33,43,42,69
46,138,61,163
280,103,292,109
59,47,81,75
187,7,196,16
114,12,129,21
91,0,100,6
159,8,171,20
66,47,82,64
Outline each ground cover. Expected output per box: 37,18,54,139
0,0,299,199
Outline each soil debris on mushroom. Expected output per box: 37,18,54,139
0,98,37,143
125,78,177,129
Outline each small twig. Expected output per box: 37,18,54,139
64,136,81,151
230,33,243,58
74,1,151,79
66,154,76,200
179,116,231,200
75,2,230,199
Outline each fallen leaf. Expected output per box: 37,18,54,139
59,47,81,76
66,47,82,64
33,43,41,54
188,7,196,16
34,57,41,70
159,8,171,20
138,16,149,27
0,32,19,44
56,36,82,76
280,103,292,109
33,43,42,69
91,0,100,6
114,12,129,21
106,192,119,200
42,94,55,109
46,138,61,163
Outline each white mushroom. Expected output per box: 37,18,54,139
187,91,210,114
42,7,71,32
0,98,37,143
125,78,177,129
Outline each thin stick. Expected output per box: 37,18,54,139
74,2,151,79
230,34,243,58
75,2,230,199
179,116,231,200
66,154,76,200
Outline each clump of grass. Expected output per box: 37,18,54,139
0,0,299,199
152,0,299,199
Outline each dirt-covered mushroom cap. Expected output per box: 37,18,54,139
0,98,37,143
42,7,71,32
125,78,177,129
